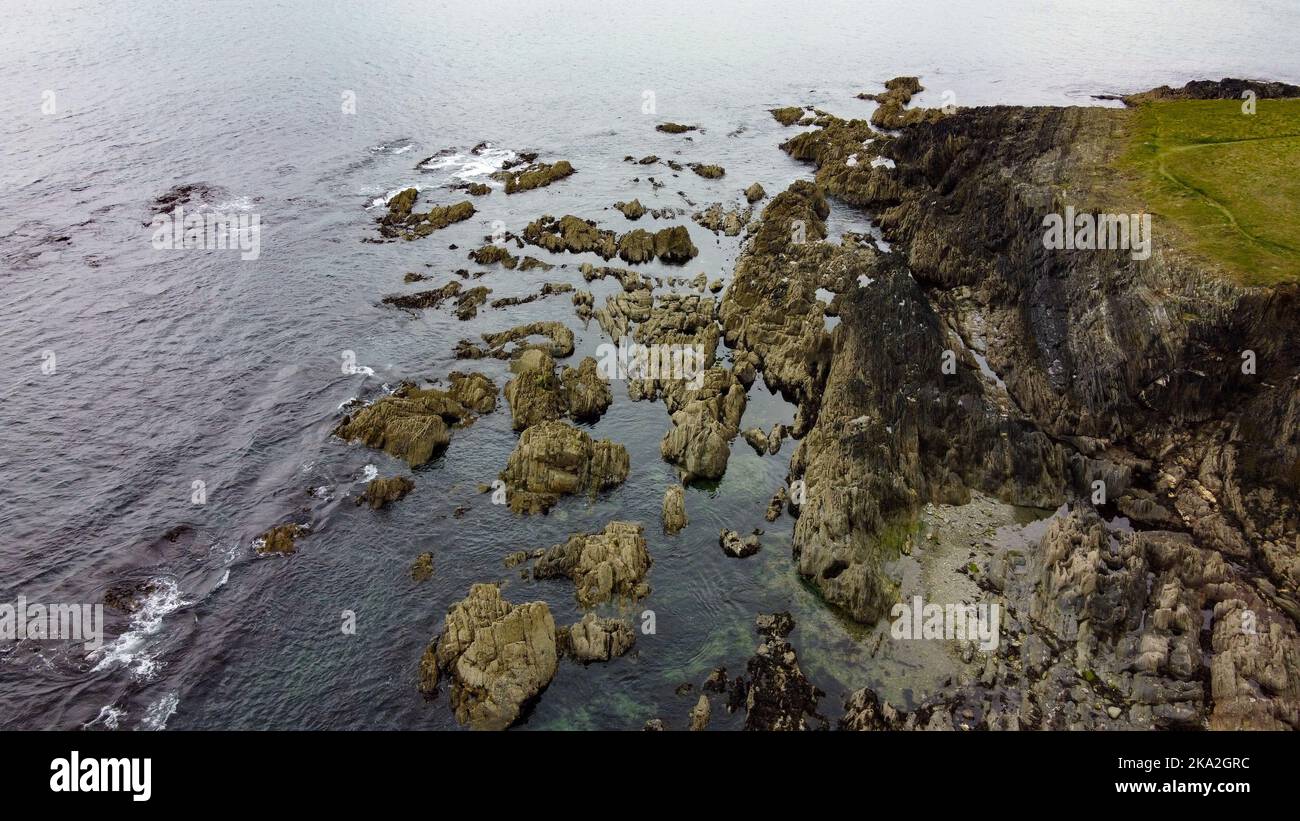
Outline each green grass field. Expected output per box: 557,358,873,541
1120,98,1300,285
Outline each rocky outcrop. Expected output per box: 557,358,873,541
693,203,752,236
689,695,711,730
615,199,646,220
558,613,636,662
457,320,575,360
503,351,611,430
770,107,805,126
656,122,698,134
498,421,629,513
659,366,747,482
744,182,766,203
662,484,687,534
335,384,480,467
728,613,826,730
356,475,414,509
417,584,558,730
378,189,474,240
532,521,651,605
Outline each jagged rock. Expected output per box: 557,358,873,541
447,372,498,414
742,427,768,455
504,353,610,430
379,190,475,240
659,367,746,482
417,584,558,730
357,475,415,509
560,356,613,422
453,286,491,320
335,385,475,467
643,719,665,731
745,182,766,202
523,214,617,259
730,613,825,730
689,695,711,730
255,523,304,556
765,487,788,522
558,613,636,662
719,529,760,558
499,420,629,514
410,551,434,581
532,521,650,605
703,667,728,693
693,203,751,236
459,320,575,360
662,484,687,534
617,228,656,264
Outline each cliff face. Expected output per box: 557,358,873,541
726,79,1300,729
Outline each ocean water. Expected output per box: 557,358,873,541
1,0,1297,730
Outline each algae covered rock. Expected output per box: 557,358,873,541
655,122,698,134
719,529,761,558
494,159,576,194
615,199,647,220
378,189,475,239
418,583,558,730
447,371,498,414
770,107,805,126
652,225,698,263
499,420,629,513
255,523,305,556
532,521,650,605
410,551,434,581
357,475,415,510
523,214,617,258
745,182,766,203
689,163,725,179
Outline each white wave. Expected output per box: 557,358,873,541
89,578,192,682
215,569,230,589
368,185,423,209
417,143,517,180
870,156,895,169
140,692,179,731
360,464,378,483
84,704,126,730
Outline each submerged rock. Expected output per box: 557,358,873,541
410,551,434,581
255,523,305,556
719,529,760,558
729,613,826,730
356,475,415,510
499,420,629,514
532,521,650,605
417,583,558,730
655,122,698,134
